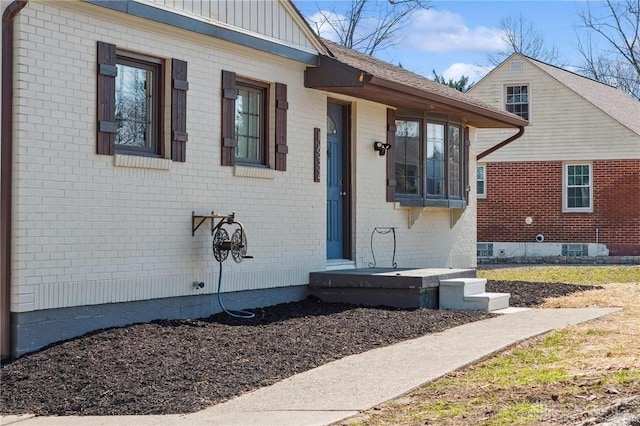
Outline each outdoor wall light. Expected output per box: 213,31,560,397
373,141,391,156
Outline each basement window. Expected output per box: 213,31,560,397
477,243,494,257
562,244,588,257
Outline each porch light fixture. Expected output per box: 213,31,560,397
373,141,391,156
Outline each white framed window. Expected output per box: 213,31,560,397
505,84,529,120
476,164,486,198
563,162,593,212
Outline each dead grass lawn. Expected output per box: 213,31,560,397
338,267,640,426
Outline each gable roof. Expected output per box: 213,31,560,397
305,40,527,129
517,54,639,135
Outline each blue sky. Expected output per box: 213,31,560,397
293,1,590,84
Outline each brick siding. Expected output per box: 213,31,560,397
478,160,640,255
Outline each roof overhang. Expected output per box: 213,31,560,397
305,55,528,129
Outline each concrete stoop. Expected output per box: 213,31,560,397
439,278,510,312
309,268,477,309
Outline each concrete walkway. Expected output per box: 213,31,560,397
1,307,619,426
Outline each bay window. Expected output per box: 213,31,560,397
395,114,468,208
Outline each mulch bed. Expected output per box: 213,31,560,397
0,280,601,416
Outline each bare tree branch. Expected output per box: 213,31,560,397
486,14,560,66
576,0,640,100
305,0,430,56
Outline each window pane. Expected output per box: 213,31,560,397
327,116,337,135
505,85,529,120
448,125,461,198
427,123,445,196
566,164,591,209
477,180,485,195
395,120,421,195
568,187,590,208
235,86,263,163
476,165,485,196
115,64,152,148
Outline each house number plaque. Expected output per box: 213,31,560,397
314,127,321,182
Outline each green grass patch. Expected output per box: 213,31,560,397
541,330,570,348
487,402,544,425
476,364,568,387
584,328,610,337
478,265,639,285
419,400,467,419
603,370,640,385
471,347,567,386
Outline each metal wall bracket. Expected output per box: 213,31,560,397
192,211,235,236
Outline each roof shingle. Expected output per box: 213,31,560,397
322,39,527,128
525,55,639,135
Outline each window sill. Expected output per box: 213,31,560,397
394,197,467,209
394,199,467,228
234,165,278,179
562,209,593,214
113,154,171,170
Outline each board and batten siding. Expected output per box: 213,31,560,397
144,0,320,52
470,58,640,162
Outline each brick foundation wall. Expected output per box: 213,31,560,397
478,160,640,256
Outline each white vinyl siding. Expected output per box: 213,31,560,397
469,57,640,162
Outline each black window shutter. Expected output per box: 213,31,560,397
275,82,288,171
386,108,396,202
171,59,188,162
96,41,117,155
221,70,237,166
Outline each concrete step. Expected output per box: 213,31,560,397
439,278,510,312
439,278,486,296
465,292,511,312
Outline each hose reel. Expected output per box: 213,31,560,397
191,210,254,318
211,213,251,263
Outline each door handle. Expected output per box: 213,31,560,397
340,191,346,196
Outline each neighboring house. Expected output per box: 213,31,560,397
1,0,524,358
469,53,640,262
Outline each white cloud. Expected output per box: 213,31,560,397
442,63,493,84
305,11,344,43
405,9,507,53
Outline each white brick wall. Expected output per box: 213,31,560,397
10,1,478,313
327,95,478,271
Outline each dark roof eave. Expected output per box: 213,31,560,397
369,76,528,129
305,54,527,129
